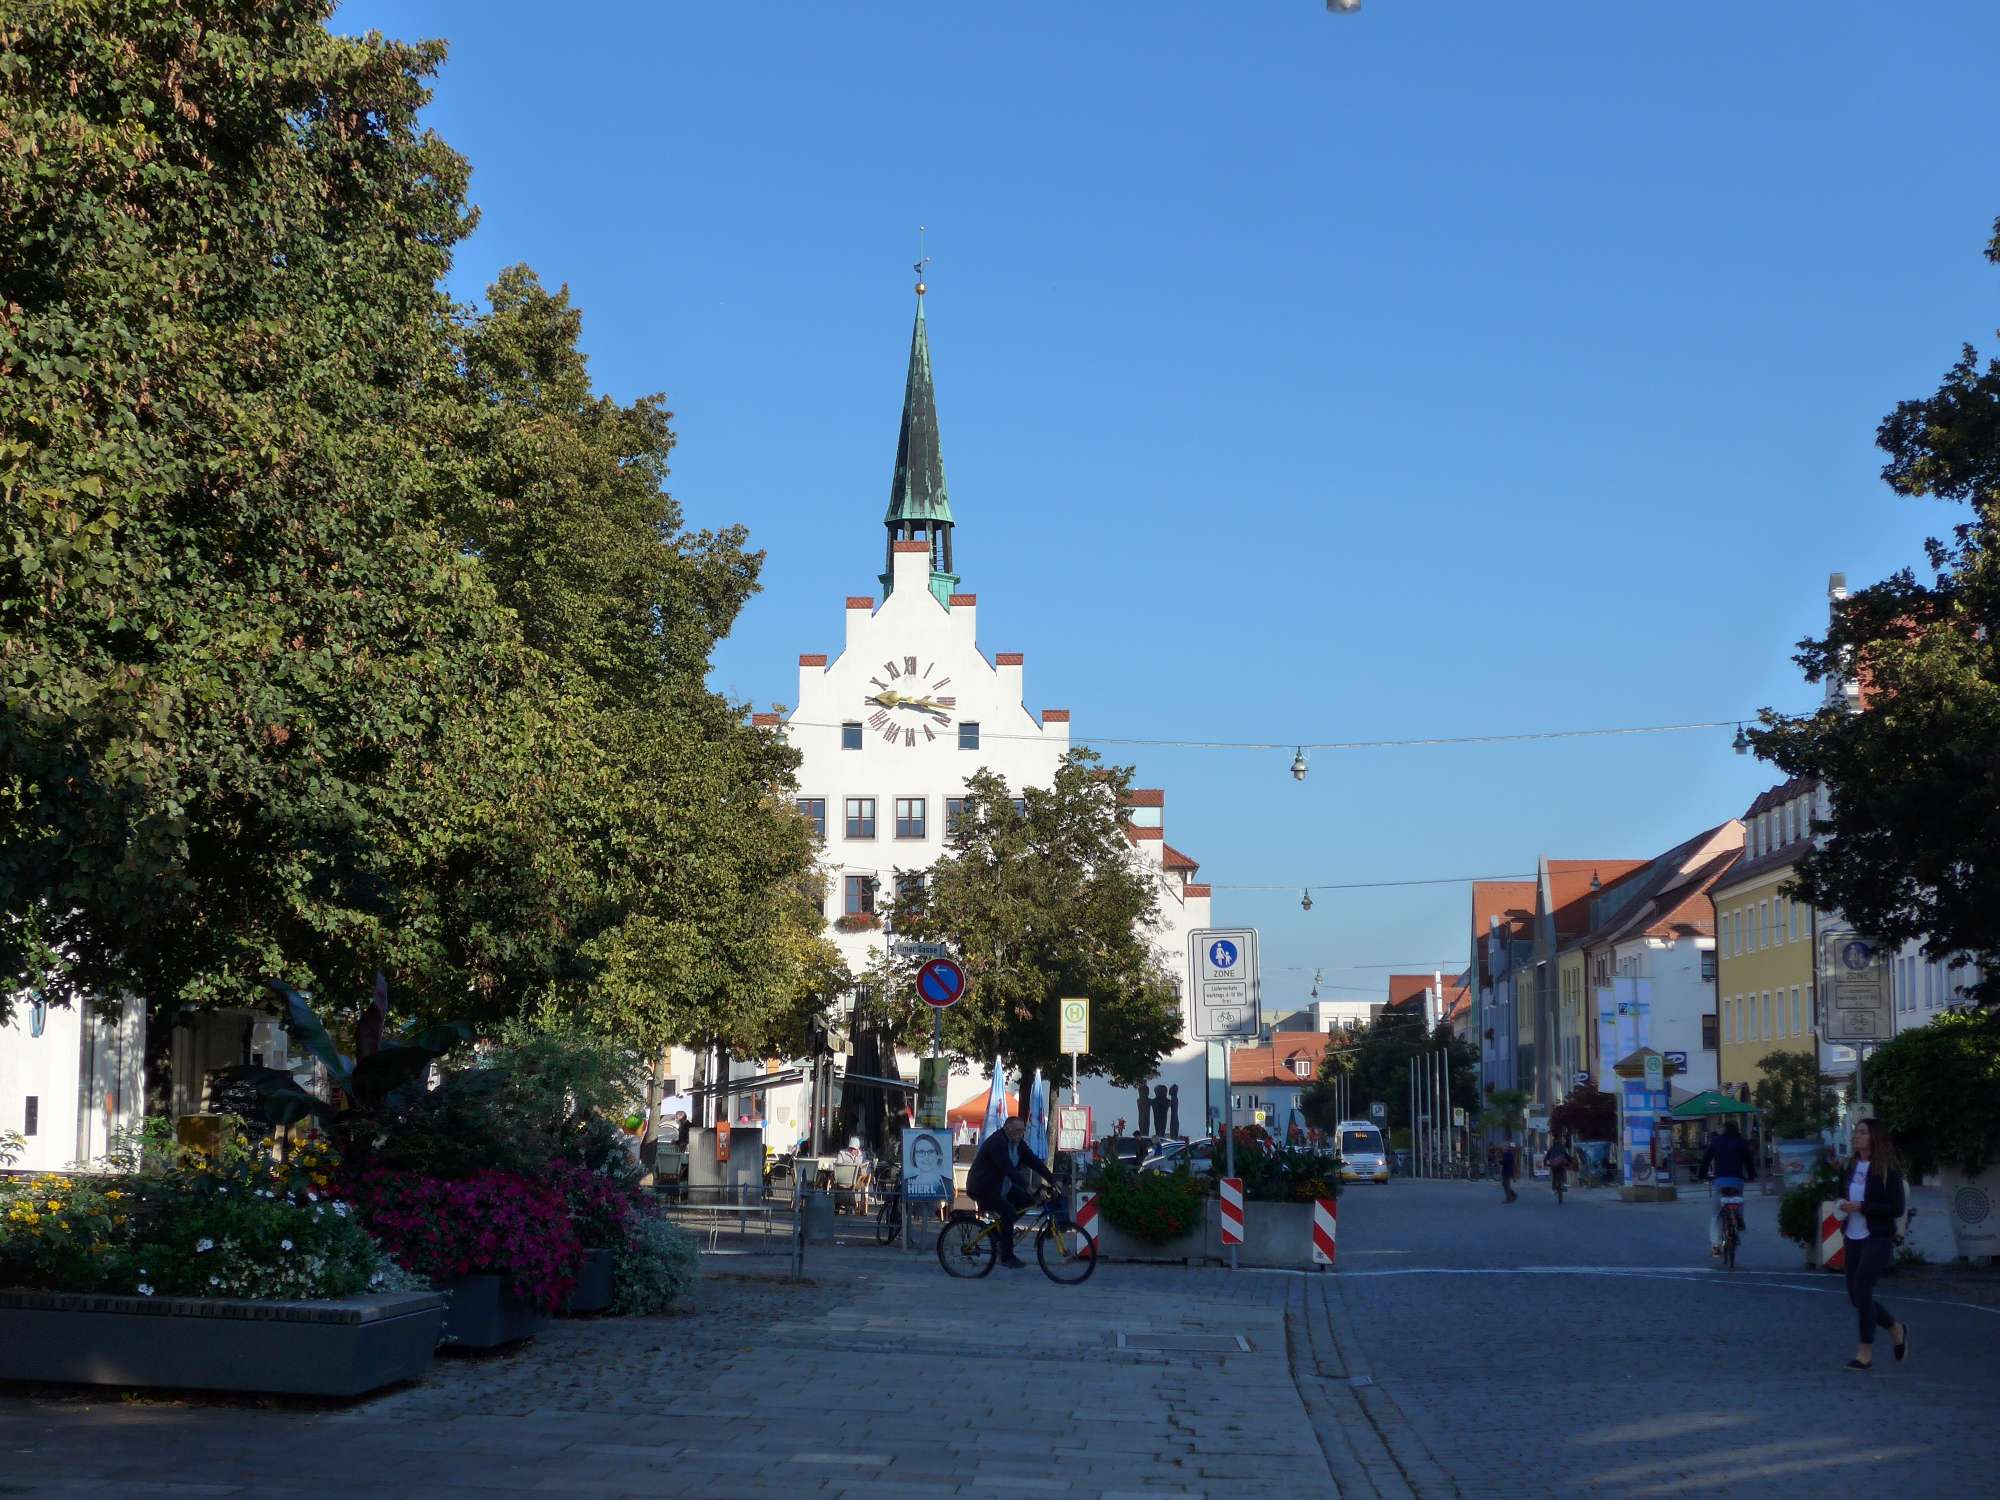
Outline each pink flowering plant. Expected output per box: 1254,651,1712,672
547,1160,635,1251
351,1167,581,1311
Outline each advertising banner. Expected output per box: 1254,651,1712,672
900,1128,952,1202
916,1057,949,1130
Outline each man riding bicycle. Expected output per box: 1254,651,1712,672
1700,1120,1757,1258
965,1115,1057,1269
1544,1138,1574,1198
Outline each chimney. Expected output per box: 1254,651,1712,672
890,539,932,599
948,593,977,648
995,651,1024,706
798,652,828,703
845,595,874,649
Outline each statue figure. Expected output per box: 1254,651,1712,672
1167,1084,1181,1139
1151,1084,1171,1140
1134,1085,1152,1137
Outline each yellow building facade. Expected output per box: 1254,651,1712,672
1713,779,1819,1095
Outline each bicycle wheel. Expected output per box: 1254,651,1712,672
1723,1221,1737,1271
1036,1219,1097,1285
936,1211,998,1278
876,1195,901,1247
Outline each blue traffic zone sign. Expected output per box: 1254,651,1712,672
917,957,967,1008
1208,939,1239,970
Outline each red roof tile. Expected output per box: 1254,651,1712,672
1184,883,1212,898
1230,1031,1335,1085
798,653,828,667
1124,789,1165,807
845,596,873,609
1042,709,1070,723
948,593,977,606
892,540,930,554
1162,843,1199,872
994,652,1024,666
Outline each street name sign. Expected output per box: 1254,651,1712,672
1060,997,1089,1054
916,958,967,1009
1188,928,1261,1041
894,941,953,961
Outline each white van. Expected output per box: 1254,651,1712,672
1336,1120,1390,1184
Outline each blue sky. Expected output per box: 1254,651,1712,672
339,0,1998,1006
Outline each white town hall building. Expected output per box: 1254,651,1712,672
715,279,1217,1150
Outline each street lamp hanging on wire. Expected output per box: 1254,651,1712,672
1291,747,1309,781
1301,889,1314,912
1732,723,1750,755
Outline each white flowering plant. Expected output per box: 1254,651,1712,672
113,1187,379,1300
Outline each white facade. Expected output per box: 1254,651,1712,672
772,542,1214,1140
0,993,145,1173
1611,936,1720,1096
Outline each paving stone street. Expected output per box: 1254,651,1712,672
3,1180,1995,1499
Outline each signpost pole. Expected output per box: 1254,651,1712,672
1223,1038,1237,1272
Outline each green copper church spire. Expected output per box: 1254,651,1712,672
881,250,959,606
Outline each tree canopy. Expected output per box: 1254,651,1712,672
1751,1049,1838,1141
0,2,835,1064
878,753,1184,1090
1753,214,2000,1003
1301,1012,1477,1134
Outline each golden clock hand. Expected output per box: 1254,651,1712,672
867,691,903,708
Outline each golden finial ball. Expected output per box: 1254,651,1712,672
915,281,926,295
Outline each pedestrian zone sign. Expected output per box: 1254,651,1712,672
1188,927,1260,1041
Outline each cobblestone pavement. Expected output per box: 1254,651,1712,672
2,1182,1995,1498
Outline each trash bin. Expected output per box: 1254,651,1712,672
801,1188,835,1244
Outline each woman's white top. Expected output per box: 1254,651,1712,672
1845,1161,1871,1239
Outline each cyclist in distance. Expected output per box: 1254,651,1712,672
1700,1119,1757,1258
966,1115,1057,1269
1544,1137,1574,1200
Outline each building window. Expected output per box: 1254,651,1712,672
1012,797,1027,817
1700,950,1717,982
959,721,980,750
1291,1058,1312,1078
1702,1013,1719,1051
841,721,863,750
23,1096,37,1137
1792,986,1803,1035
945,796,966,835
796,797,826,840
1763,991,1773,1039
844,797,876,839
843,874,877,916
894,796,926,839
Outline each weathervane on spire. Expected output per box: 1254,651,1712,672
914,224,930,296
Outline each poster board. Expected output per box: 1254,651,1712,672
901,1128,952,1202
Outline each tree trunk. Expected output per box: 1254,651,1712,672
142,999,176,1118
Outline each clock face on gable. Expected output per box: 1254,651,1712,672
863,655,957,748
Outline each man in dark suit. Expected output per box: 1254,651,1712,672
966,1116,1057,1268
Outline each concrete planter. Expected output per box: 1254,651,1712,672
0,1288,444,1397
1092,1201,1207,1263
1230,1198,1340,1269
561,1248,615,1315
1936,1167,2000,1262
438,1274,548,1348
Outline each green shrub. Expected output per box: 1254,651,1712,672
1088,1162,1204,1242
613,1210,699,1314
1777,1163,1843,1248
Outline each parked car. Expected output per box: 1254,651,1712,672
1140,1137,1216,1176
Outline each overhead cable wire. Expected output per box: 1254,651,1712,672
766,716,1752,753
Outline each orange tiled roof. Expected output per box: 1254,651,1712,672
1230,1031,1334,1085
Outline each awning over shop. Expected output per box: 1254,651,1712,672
1669,1089,1759,1121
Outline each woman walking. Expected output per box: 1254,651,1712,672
1836,1117,1909,1372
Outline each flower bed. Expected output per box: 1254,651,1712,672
1086,1162,1204,1242
349,1168,582,1312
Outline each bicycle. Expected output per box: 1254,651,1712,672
1716,1186,1745,1270
936,1186,1096,1284
1551,1165,1568,1205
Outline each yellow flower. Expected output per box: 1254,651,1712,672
45,1199,61,1212
113,1215,128,1226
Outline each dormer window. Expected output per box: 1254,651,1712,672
1290,1056,1312,1078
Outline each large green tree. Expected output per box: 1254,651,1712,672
881,753,1183,1094
1754,214,2000,1003
428,267,843,1062
0,0,586,1041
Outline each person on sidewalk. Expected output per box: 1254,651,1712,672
966,1115,1056,1268
1699,1120,1757,1258
1836,1117,1909,1372
1499,1142,1519,1202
